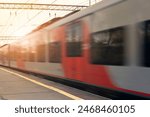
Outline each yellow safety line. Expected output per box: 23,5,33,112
0,67,83,100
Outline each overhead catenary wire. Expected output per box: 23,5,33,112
1,0,31,34
0,0,34,45
10,0,91,36
0,0,100,46
10,0,59,36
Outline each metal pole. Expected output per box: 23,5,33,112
89,0,91,6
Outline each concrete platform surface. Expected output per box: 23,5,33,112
0,67,110,100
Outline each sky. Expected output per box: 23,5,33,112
0,0,103,45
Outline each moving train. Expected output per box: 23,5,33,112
0,0,150,99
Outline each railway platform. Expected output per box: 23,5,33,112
0,67,109,100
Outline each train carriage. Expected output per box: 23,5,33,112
0,0,150,99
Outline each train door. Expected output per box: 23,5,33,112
65,21,85,81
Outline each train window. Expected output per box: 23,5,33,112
10,46,14,61
49,42,61,63
66,22,82,57
19,47,28,61
27,44,35,62
90,27,124,65
28,47,36,62
141,20,150,67
13,45,19,61
37,44,46,62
